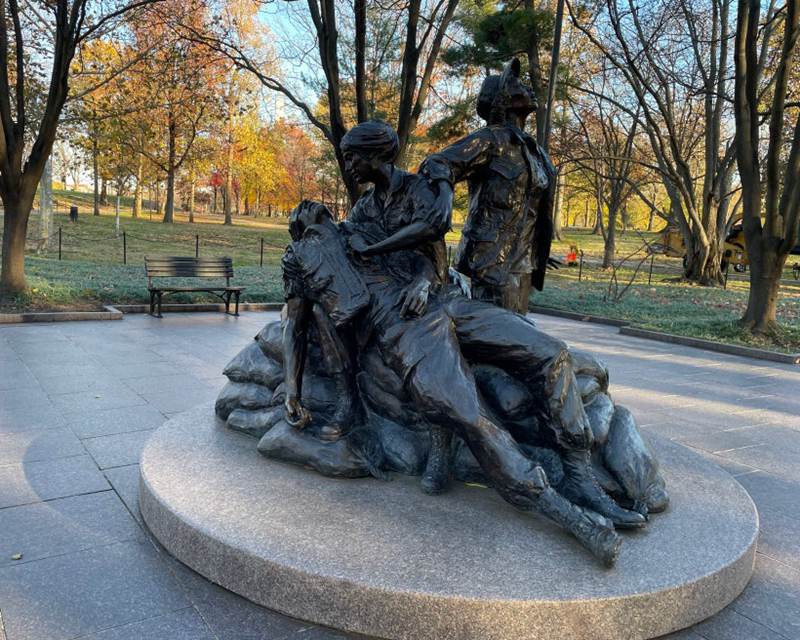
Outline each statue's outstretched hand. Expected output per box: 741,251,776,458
285,396,312,430
399,278,431,318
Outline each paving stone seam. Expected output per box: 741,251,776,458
67,424,164,440
0,486,112,512
0,452,88,471
728,552,799,640
731,604,794,640
137,531,224,640
0,535,146,574
103,467,144,526
66,605,207,640
755,550,800,573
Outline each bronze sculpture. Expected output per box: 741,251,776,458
420,57,555,314
216,110,668,569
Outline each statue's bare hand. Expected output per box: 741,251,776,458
285,396,312,429
399,279,430,318
433,180,454,224
531,465,550,492
348,233,371,256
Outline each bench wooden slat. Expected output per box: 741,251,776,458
147,286,244,292
146,269,234,277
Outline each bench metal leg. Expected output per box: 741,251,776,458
234,291,240,316
149,291,156,317
224,291,231,315
156,291,163,318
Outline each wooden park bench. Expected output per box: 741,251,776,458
145,256,244,318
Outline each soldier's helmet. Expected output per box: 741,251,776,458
477,58,537,124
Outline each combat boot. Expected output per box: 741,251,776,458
421,425,452,495
320,372,356,442
535,487,622,567
559,449,647,529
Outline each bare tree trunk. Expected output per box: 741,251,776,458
223,174,233,225
92,134,100,216
542,0,565,151
354,0,368,122
163,119,177,224
593,178,605,236
38,158,53,248
0,192,35,291
221,187,230,224
524,0,547,142
742,248,786,332
100,177,108,206
734,0,800,332
133,154,143,219
163,170,175,223
188,173,196,223
602,201,618,269
553,170,564,241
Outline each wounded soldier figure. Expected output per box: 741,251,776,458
215,121,668,568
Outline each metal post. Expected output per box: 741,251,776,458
195,234,199,258
260,237,264,267
724,262,730,290
578,250,584,282
123,231,127,265
648,253,655,285
58,226,62,260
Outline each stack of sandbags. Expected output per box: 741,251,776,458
215,324,286,439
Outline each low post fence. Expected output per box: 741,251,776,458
16,224,290,269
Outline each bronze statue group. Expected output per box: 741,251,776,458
215,59,669,567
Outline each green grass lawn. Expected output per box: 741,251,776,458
534,265,800,353
1,208,290,311
2,204,798,353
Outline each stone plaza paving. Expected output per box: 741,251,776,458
0,312,797,640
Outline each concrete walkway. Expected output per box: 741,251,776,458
0,312,797,640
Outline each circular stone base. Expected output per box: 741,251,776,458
140,404,758,640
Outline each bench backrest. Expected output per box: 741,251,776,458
145,256,234,285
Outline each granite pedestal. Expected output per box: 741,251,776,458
139,404,759,640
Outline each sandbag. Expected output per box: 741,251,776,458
585,392,615,445
603,405,669,514
255,321,283,362
358,372,422,429
360,346,406,400
570,349,609,392
226,406,284,439
215,381,274,420
223,342,284,389
372,413,428,475
576,374,602,402
257,420,371,478
269,375,338,414
474,365,533,421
